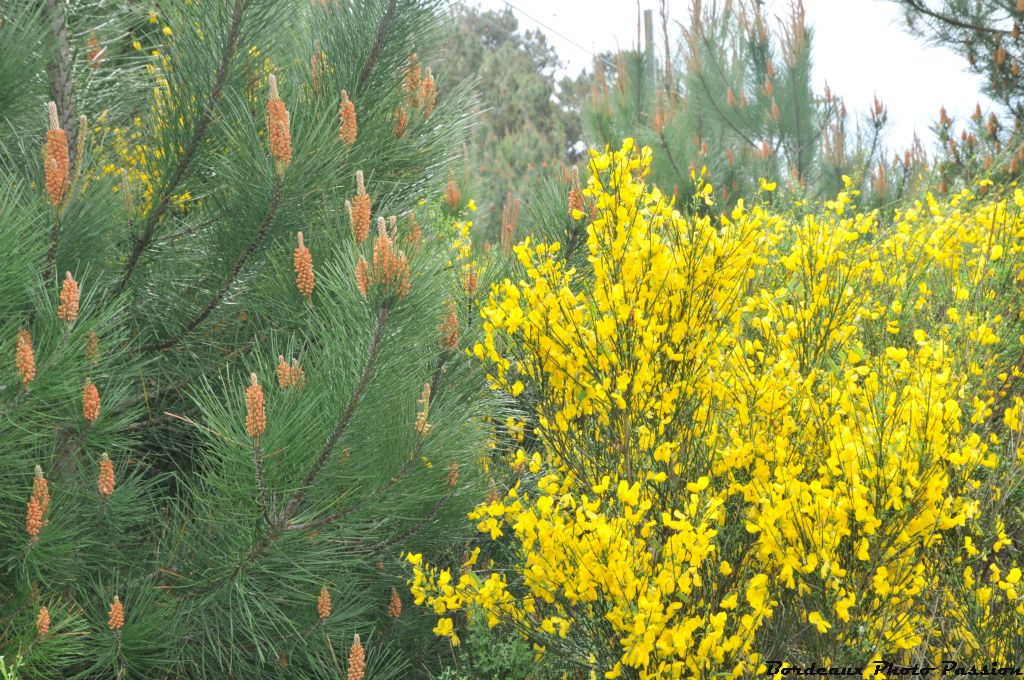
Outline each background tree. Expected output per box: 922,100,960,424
437,4,584,246
581,0,924,208
894,0,1024,189
895,0,1024,120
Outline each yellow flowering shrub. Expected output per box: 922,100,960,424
89,53,194,214
409,140,1024,678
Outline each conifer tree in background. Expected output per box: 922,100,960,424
895,0,1024,189
582,0,924,207
896,0,1024,120
438,4,584,245
0,0,494,676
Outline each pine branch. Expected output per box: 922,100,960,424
282,306,390,521
146,173,284,352
253,444,271,526
285,509,347,533
41,0,74,287
289,351,453,533
428,351,450,405
790,76,806,183
51,423,88,481
116,0,248,296
287,421,429,533
356,0,399,93
209,307,391,589
368,492,451,554
657,126,690,191
41,212,61,286
44,0,78,175
898,0,1009,37
686,23,766,151
693,72,758,149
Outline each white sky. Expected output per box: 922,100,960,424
472,0,994,152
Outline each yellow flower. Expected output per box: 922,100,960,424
873,567,892,596
964,536,979,556
807,611,831,633
746,574,770,612
616,480,640,506
404,139,1024,677
432,617,460,645
835,592,855,622
884,347,908,362
685,476,709,493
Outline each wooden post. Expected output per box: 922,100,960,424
644,9,656,84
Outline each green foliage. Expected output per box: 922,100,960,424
0,0,495,676
0,656,25,680
582,1,915,208
436,618,537,680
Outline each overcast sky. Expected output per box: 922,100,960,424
472,0,993,152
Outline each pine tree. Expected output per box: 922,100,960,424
581,0,911,207
0,0,493,676
895,0,1024,190
896,0,1024,119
